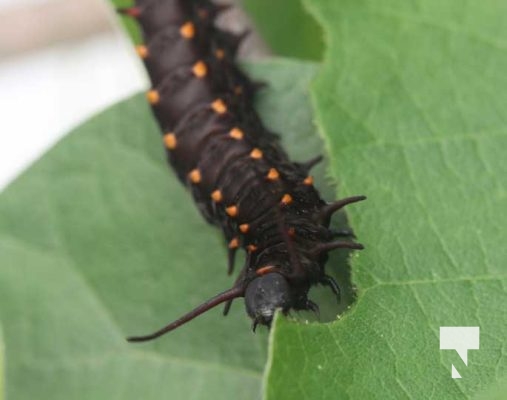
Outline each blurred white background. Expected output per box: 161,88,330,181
0,0,147,190
0,0,266,191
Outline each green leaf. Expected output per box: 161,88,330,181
0,60,324,400
0,326,4,400
265,0,507,399
243,0,324,61
474,378,507,400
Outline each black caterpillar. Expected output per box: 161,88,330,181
118,0,366,342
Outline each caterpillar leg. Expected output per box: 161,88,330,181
306,299,320,318
330,228,356,238
321,274,341,303
223,265,247,316
227,247,237,275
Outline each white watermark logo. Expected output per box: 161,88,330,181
439,327,480,378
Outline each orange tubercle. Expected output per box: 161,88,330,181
211,190,223,203
188,169,201,184
239,224,250,233
197,8,209,20
215,48,225,59
226,205,238,217
280,194,293,206
229,128,244,140
192,61,207,78
211,99,227,114
180,22,195,39
250,148,263,159
135,45,149,59
117,7,140,18
163,133,177,150
256,265,275,276
146,90,160,105
247,244,258,253
303,176,314,185
266,168,280,181
228,237,239,249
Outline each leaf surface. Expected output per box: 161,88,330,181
243,0,324,60
0,326,4,400
265,0,507,399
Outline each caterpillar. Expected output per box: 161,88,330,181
118,0,366,342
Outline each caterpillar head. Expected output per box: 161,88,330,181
244,272,292,329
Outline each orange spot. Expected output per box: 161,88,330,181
118,7,140,18
226,205,238,217
192,61,207,78
215,48,225,59
188,169,201,184
146,90,160,105
229,127,244,140
211,190,223,203
247,244,258,253
180,22,195,39
197,8,209,19
280,194,293,206
228,237,239,249
163,133,177,150
266,168,279,181
303,176,314,185
239,224,249,233
288,227,296,237
211,99,227,114
250,148,263,159
256,265,275,276
135,45,149,59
